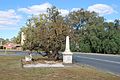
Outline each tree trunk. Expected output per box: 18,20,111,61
47,50,59,60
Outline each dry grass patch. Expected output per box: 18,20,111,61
0,56,120,80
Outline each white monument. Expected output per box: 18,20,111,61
62,36,73,63
21,32,25,45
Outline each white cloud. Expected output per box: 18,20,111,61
0,9,21,25
0,20,18,25
18,3,117,18
0,25,17,30
106,19,114,22
58,9,69,16
18,2,52,15
0,9,20,19
71,8,81,12
87,4,116,15
18,2,70,16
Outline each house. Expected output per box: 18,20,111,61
3,43,22,50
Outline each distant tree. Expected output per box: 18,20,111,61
21,19,38,51
114,19,120,30
11,36,21,44
68,9,105,52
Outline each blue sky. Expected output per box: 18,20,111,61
0,0,120,39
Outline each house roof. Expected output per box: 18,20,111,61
3,43,20,48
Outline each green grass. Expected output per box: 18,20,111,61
0,56,120,80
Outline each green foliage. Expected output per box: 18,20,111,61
68,9,120,54
0,38,10,45
18,6,72,59
15,6,120,56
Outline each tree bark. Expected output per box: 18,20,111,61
47,50,59,60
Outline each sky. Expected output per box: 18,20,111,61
0,0,120,39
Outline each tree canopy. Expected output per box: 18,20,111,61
14,6,120,60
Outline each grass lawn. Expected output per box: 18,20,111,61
0,56,120,80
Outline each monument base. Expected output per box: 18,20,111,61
62,51,73,64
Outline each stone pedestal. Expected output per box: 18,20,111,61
63,51,73,63
62,36,73,64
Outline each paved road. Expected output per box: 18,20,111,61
73,53,120,75
0,50,38,56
